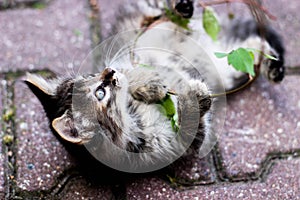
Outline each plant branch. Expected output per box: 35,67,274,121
285,66,300,76
198,0,276,20
210,74,257,98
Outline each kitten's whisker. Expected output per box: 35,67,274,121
52,44,76,78
70,56,80,77
109,42,135,65
105,33,122,66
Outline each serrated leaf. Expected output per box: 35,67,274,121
203,7,220,41
214,52,228,58
228,48,255,76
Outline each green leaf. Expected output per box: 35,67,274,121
171,112,179,133
246,48,278,61
159,94,179,133
203,7,220,41
214,52,228,58
249,51,255,61
160,95,176,118
263,53,278,61
227,48,255,76
165,8,190,30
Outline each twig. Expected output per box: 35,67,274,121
285,66,300,76
210,73,257,98
198,0,276,20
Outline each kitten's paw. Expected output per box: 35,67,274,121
188,80,211,116
263,57,285,83
198,95,212,117
131,80,168,104
188,79,209,97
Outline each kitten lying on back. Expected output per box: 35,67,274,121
25,0,284,171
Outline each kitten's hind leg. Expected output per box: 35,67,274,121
226,19,285,82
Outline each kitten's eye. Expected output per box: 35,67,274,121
95,88,105,101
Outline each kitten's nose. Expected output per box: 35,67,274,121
101,68,115,81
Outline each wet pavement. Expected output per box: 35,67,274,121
0,0,299,199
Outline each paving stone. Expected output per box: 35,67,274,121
218,76,300,177
0,0,92,74
98,0,123,39
170,153,215,185
127,158,300,199
14,80,76,191
58,176,114,200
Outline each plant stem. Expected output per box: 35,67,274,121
285,67,300,76
198,0,276,20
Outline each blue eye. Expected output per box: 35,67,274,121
95,88,105,101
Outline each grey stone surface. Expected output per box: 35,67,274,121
171,153,215,185
14,80,75,191
127,158,300,200
98,0,123,39
0,0,92,74
58,177,114,200
219,76,300,177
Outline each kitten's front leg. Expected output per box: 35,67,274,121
188,80,212,117
130,79,168,104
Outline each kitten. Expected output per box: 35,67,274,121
25,0,285,171
26,66,212,171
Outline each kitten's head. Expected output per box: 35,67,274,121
25,68,129,145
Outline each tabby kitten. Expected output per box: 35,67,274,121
26,65,212,171
25,0,285,171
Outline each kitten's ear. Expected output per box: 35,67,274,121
24,72,59,96
52,110,83,144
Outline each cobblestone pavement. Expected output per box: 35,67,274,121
0,0,299,199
